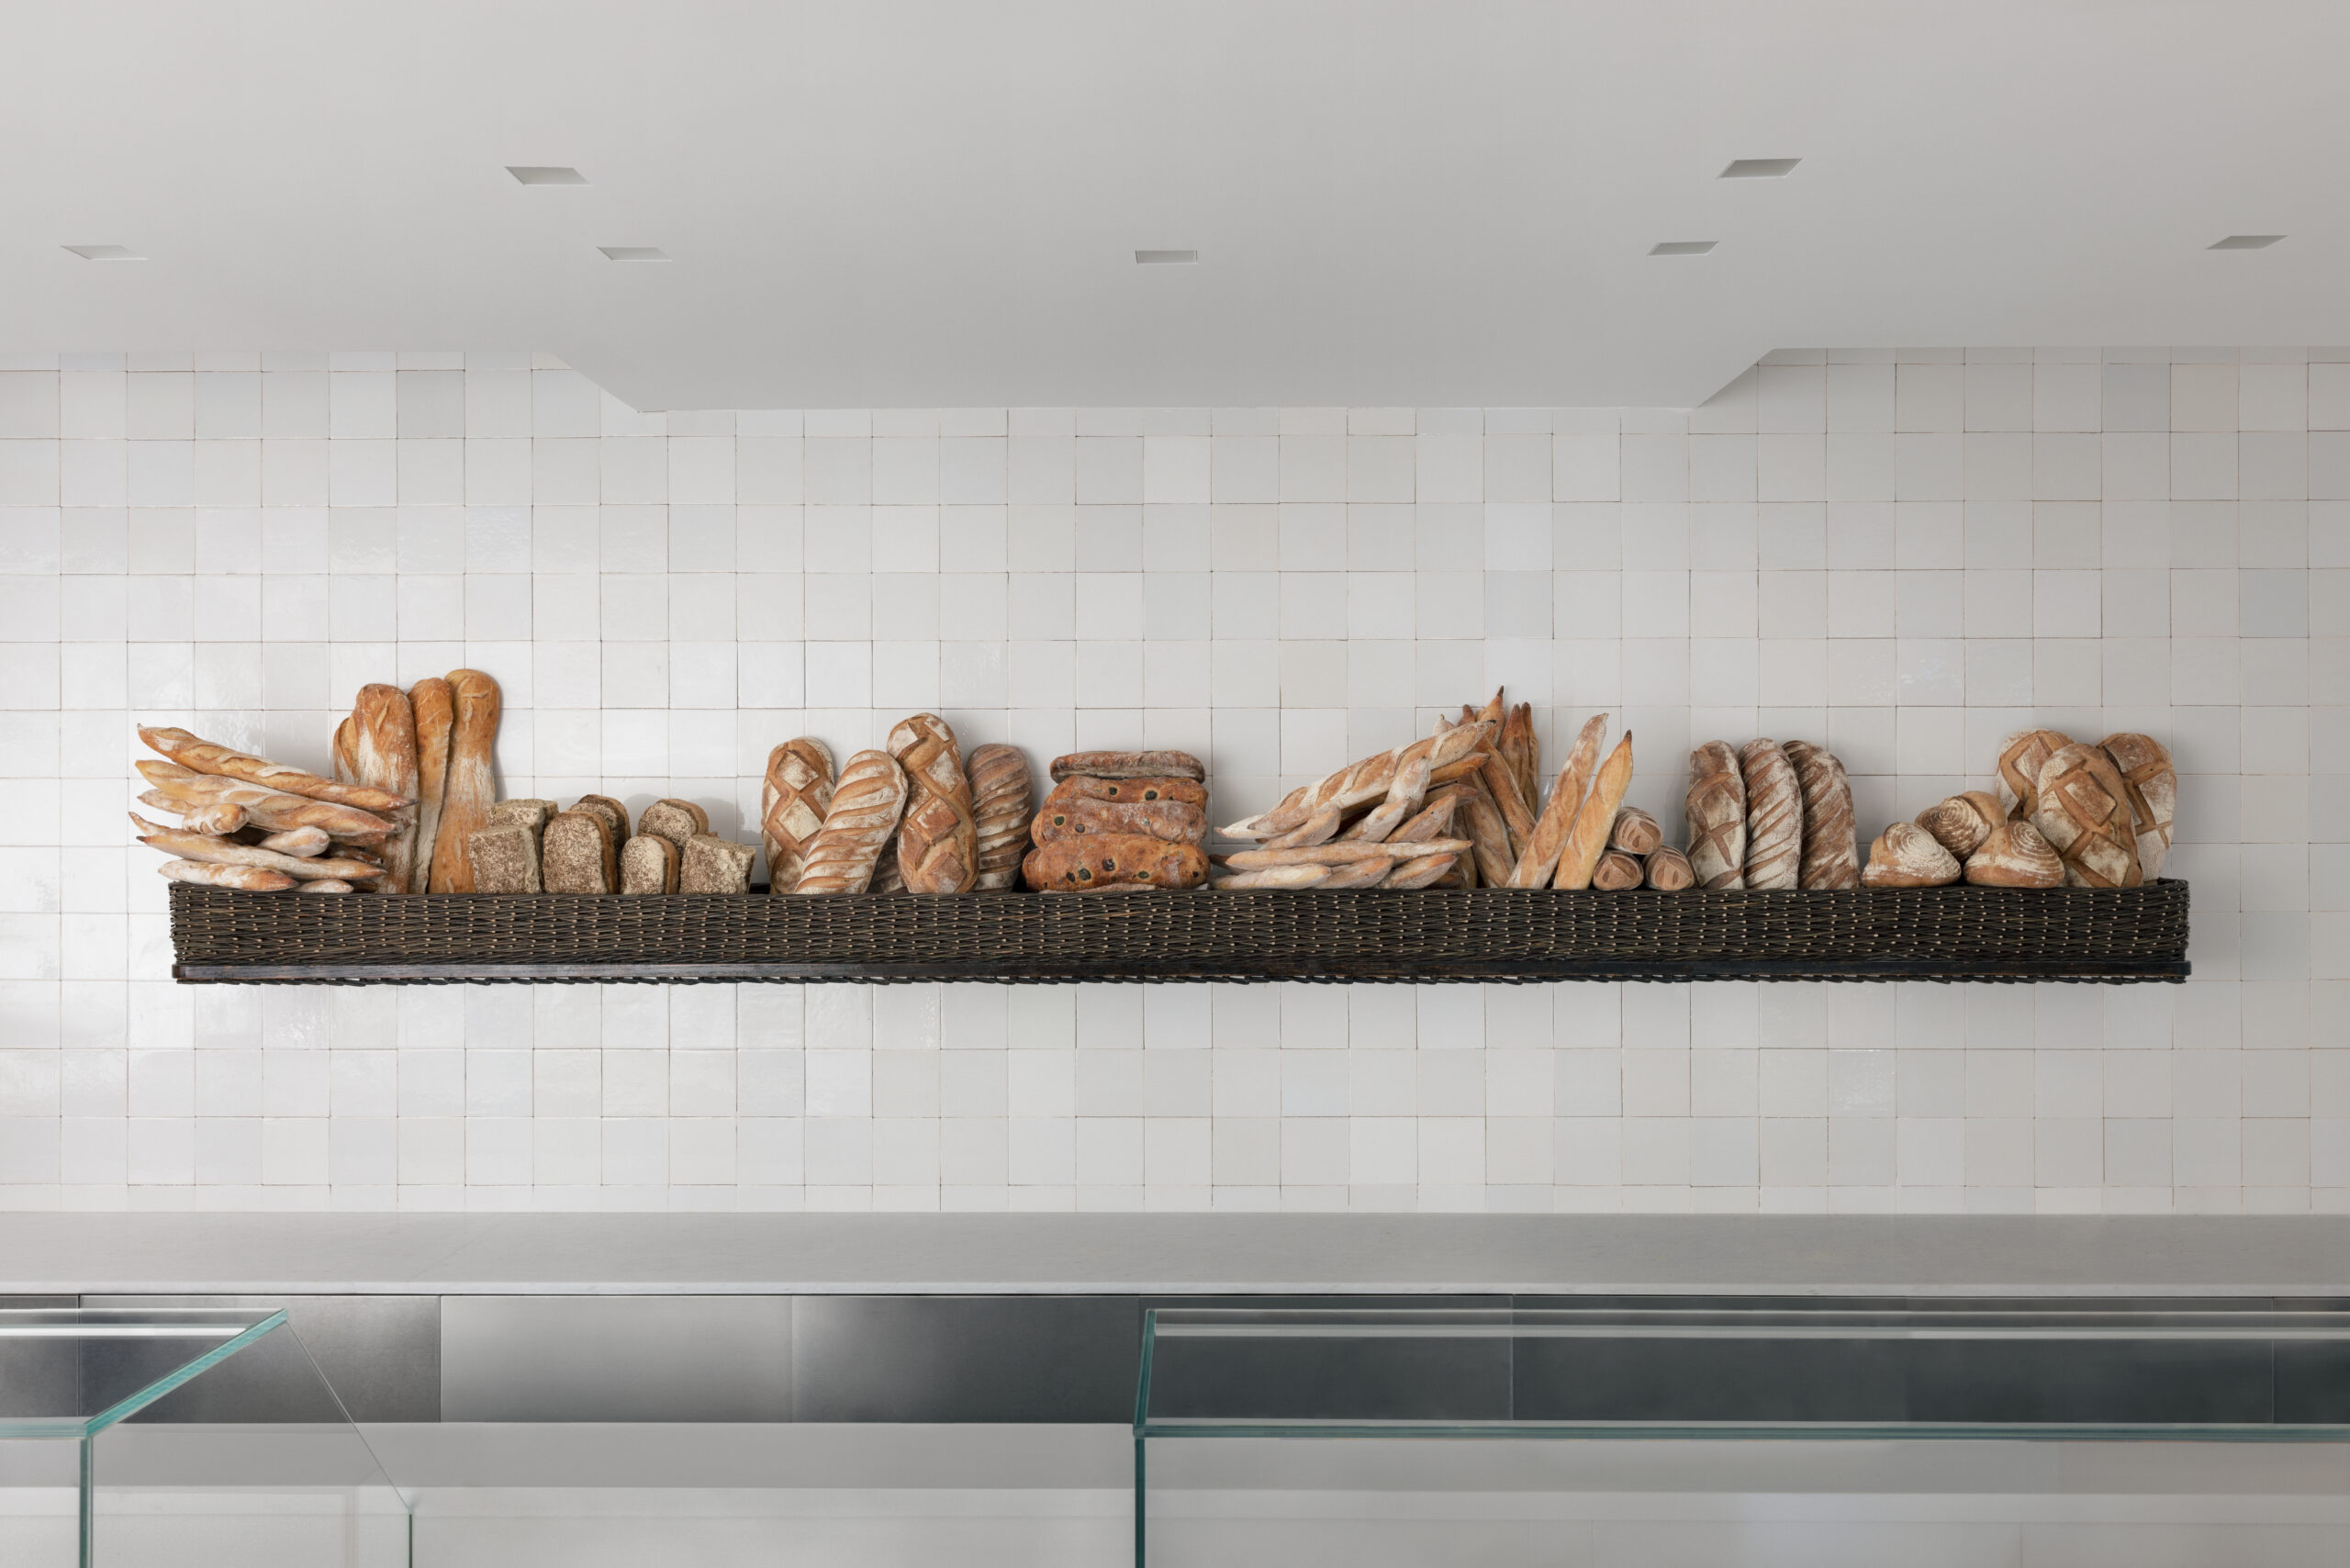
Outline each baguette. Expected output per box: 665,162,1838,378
968,743,1035,891
1316,855,1395,890
1381,852,1459,889
2031,743,2143,889
2098,732,2177,879
427,669,501,892
138,725,411,813
1862,822,1962,888
1224,837,1473,869
137,761,397,841
253,826,329,857
298,879,355,894
352,684,420,893
1644,846,1695,891
1553,732,1636,890
129,814,383,880
1389,789,1462,846
1738,739,1801,891
1964,820,2065,888
1222,722,1492,839
1916,790,2003,859
1510,712,1608,887
1608,807,1662,857
180,801,248,836
1263,803,1346,849
639,799,709,852
1684,741,1748,890
467,823,543,894
541,811,615,895
1591,849,1644,890
1784,740,1860,891
1213,866,1331,890
1341,755,1432,846
678,834,755,894
1454,782,1517,887
1997,728,2074,823
157,858,297,892
621,834,681,894
796,750,909,894
1499,702,1539,827
1049,750,1205,783
331,717,357,787
408,677,453,892
761,738,834,894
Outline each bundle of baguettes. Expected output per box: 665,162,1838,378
1864,728,2177,890
132,723,411,893
1028,750,1209,890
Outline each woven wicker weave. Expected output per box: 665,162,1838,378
168,879,2189,984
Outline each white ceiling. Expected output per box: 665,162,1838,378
7,1,2347,410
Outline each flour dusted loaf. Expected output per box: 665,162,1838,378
795,750,908,894
1738,739,1802,890
1553,733,1636,890
129,814,382,881
407,676,453,892
1861,822,1962,888
1684,741,1747,890
1997,728,2073,823
157,858,297,892
138,725,409,813
1608,807,1662,857
427,669,501,892
2031,743,2143,888
1964,820,2065,888
138,762,397,842
968,744,1034,891
621,834,680,894
1225,724,1489,841
1510,712,1606,887
1916,790,2003,859
761,738,834,894
2098,732,2176,879
1783,740,1859,891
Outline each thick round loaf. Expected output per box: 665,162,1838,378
1738,739,1802,890
761,738,834,893
889,713,979,894
1998,728,2074,823
1916,790,2003,858
1381,851,1459,889
1031,797,1205,846
1684,741,1747,890
1964,820,2065,887
129,814,383,880
408,677,453,892
796,750,908,894
1591,849,1644,890
1861,823,1962,888
1049,750,1206,783
428,669,501,892
1783,740,1859,890
1046,775,1205,809
2031,743,2143,889
639,799,709,852
138,761,396,842
967,743,1034,891
2098,732,2177,879
1023,834,1208,890
138,726,410,813
352,684,420,892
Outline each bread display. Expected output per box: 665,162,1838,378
1510,713,1606,887
761,739,834,894
1049,750,1206,783
542,811,616,895
889,713,979,895
1048,775,1205,807
1737,740,1801,890
1783,741,1860,891
1998,728,2073,823
427,669,501,892
621,834,681,895
1964,820,2065,888
2031,743,2143,889
1862,823,1962,888
1029,746,1209,890
2099,732,2176,879
796,750,909,894
1684,742,1747,890
408,677,453,893
679,834,755,894
1916,790,2003,859
968,744,1034,891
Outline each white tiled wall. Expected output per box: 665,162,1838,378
1,344,2345,1215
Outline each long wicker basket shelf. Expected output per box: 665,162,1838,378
167,879,2189,985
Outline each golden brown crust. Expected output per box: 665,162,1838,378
1998,728,2074,823
1784,740,1860,891
2031,743,2143,889
1510,712,1607,887
1685,741,1747,890
1045,775,1205,808
138,725,411,812
1024,834,1208,890
157,858,297,892
890,713,979,894
352,684,420,892
1862,823,1962,888
1915,790,2003,859
1031,797,1206,846
797,751,908,894
968,744,1035,891
1607,807,1662,857
1553,733,1636,890
1739,739,1801,891
1591,849,1645,890
1644,846,1695,891
1964,820,2065,887
428,669,501,892
137,761,397,841
408,678,453,892
2098,732,2177,879
761,738,834,893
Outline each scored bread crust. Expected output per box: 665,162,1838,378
138,726,410,813
796,750,909,894
1684,742,1748,890
408,678,453,894
762,738,834,894
2098,732,2177,879
1964,820,2065,887
1737,739,1801,891
1552,733,1636,890
428,669,501,893
1998,728,2074,823
889,713,979,894
967,743,1035,891
352,684,420,893
1510,713,1607,887
2031,743,2143,889
1861,823,1962,888
137,761,396,841
1784,740,1859,891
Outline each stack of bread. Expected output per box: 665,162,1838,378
130,727,408,892
1863,729,2176,890
1022,751,1211,891
760,714,1035,894
1684,738,1861,891
469,795,755,894
1214,690,1656,892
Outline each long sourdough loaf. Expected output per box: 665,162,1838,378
1684,742,1747,889
137,761,396,841
1510,712,1608,887
137,726,410,813
1049,750,1206,783
1552,732,1636,890
2098,732,2177,879
1783,740,1859,890
762,738,834,894
408,677,453,892
968,744,1035,890
889,713,979,894
427,669,500,892
796,750,908,894
1738,739,1801,890
352,684,420,893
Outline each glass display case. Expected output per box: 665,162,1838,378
0,1308,409,1567
1133,1303,2350,1568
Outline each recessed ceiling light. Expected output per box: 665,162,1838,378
509,166,588,185
63,244,143,262
599,246,670,262
2210,234,2284,250
1649,241,1717,256
1135,250,1199,264
1719,158,1800,179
